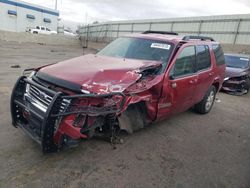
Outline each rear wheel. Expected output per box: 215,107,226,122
194,86,216,114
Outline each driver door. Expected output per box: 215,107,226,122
157,45,198,119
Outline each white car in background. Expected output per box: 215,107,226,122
27,26,57,35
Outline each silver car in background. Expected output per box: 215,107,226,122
222,53,250,95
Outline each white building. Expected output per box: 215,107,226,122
0,0,59,32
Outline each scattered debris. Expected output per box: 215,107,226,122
215,98,221,103
51,49,67,53
11,65,21,68
218,128,232,134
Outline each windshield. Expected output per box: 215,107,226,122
225,55,250,69
97,37,173,63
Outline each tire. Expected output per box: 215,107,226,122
194,86,216,114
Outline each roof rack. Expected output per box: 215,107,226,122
182,35,215,41
142,30,178,35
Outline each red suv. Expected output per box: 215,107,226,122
11,31,226,152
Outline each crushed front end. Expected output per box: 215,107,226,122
11,75,125,153
10,36,173,153
222,75,250,95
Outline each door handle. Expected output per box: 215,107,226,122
171,82,177,88
189,79,197,84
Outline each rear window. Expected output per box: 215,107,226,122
196,45,211,71
212,44,225,66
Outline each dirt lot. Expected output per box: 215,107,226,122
0,40,250,188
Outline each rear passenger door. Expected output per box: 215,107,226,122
194,45,214,103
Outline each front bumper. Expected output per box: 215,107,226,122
11,76,125,153
222,76,250,95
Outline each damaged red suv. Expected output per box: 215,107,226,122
11,31,225,153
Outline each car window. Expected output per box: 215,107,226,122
212,44,225,65
196,45,211,71
36,26,40,29
173,46,195,77
46,28,50,31
41,27,45,30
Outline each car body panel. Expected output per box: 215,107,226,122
225,67,250,78
37,54,164,94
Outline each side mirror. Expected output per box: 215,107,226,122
169,68,175,80
169,75,175,80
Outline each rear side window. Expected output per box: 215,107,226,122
196,45,211,71
212,44,225,65
173,46,195,77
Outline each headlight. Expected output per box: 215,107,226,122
25,83,30,93
224,77,230,81
25,71,35,93
28,71,36,79
23,69,36,77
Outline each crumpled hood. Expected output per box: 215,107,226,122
36,54,162,94
225,67,250,78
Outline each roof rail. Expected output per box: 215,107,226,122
182,35,215,41
142,30,178,35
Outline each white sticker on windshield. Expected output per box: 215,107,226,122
151,43,171,50
240,58,249,61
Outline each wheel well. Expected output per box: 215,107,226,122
118,101,147,133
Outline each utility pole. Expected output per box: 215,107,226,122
55,0,58,10
85,12,88,25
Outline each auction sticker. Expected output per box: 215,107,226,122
151,43,171,50
240,58,249,61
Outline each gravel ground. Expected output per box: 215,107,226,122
0,40,249,188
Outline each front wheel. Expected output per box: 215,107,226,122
194,86,216,114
